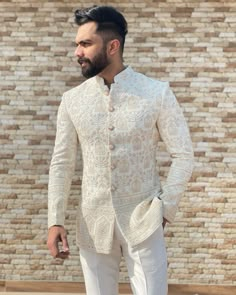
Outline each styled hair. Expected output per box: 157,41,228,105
74,6,128,53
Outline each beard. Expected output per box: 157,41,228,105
78,47,110,79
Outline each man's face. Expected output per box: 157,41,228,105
74,22,110,78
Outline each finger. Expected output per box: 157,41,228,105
47,235,60,258
48,241,60,258
61,232,70,252
56,250,70,260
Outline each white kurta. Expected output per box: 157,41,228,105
48,66,194,254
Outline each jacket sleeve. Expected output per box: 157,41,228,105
156,82,194,223
48,95,78,228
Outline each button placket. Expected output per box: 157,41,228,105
107,91,117,195
108,97,115,151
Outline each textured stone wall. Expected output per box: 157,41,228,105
0,0,235,285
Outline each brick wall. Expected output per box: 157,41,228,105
1,0,235,285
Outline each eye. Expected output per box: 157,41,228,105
81,41,91,47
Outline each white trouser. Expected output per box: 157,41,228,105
79,221,168,295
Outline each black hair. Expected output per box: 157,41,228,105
74,6,128,53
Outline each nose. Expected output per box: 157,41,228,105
74,45,84,57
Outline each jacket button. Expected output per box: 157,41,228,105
108,125,114,131
109,144,115,150
111,185,116,192
109,106,115,112
111,164,116,170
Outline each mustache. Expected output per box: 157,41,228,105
78,58,91,65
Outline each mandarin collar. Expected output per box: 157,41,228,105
114,66,132,83
95,66,133,88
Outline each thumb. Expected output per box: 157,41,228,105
61,231,69,252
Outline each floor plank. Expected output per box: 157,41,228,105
169,284,236,295
0,294,82,295
0,281,235,294
0,293,87,295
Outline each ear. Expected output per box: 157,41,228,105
107,39,121,56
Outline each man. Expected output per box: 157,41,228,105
47,5,194,295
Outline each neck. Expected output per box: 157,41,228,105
99,62,125,88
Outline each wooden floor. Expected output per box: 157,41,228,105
0,281,236,295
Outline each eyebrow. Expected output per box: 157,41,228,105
75,39,93,46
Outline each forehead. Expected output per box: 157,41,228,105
75,21,101,42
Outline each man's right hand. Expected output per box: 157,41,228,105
47,225,70,259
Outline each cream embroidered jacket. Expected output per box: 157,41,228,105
48,66,194,254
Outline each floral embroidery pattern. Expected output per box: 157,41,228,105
48,67,194,253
